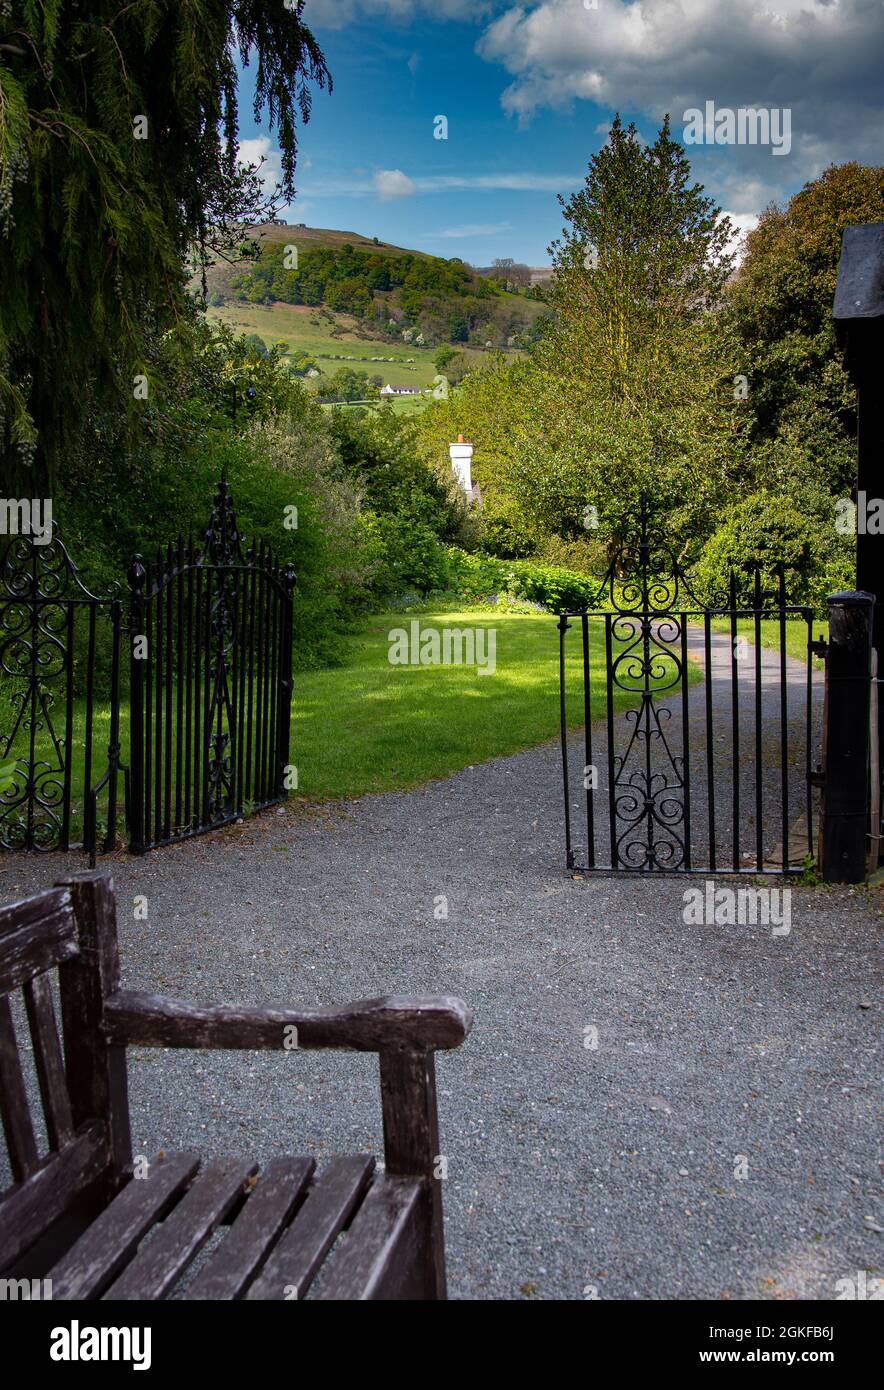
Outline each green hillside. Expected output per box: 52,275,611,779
196,223,547,401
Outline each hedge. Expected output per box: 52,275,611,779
446,549,599,612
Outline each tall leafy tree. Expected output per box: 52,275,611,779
515,115,744,550
727,162,884,500
549,114,735,403
0,0,330,491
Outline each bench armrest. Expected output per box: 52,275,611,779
103,987,471,1299
103,989,472,1053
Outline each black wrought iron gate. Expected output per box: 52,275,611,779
127,480,295,853
0,528,122,856
1,479,294,860
558,497,822,874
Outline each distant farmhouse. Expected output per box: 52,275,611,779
380,384,422,396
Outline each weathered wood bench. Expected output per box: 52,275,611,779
0,873,471,1299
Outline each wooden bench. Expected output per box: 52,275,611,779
0,873,471,1299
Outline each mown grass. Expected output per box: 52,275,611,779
207,301,520,390
1,607,697,833
292,608,692,798
319,395,432,416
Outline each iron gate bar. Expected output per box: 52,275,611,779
680,614,691,871
85,596,124,866
164,545,173,842
192,560,202,831
703,610,716,872
754,569,763,870
806,630,814,859
729,573,740,872
125,482,295,854
251,552,261,804
556,495,819,875
61,602,75,848
605,614,617,868
0,527,119,856
581,611,595,869
779,567,789,873
244,557,256,805
559,602,817,875
557,614,572,868
83,604,95,854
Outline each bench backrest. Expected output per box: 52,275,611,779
0,876,131,1270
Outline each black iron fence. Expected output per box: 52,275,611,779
127,481,295,853
558,496,823,875
0,529,123,856
0,479,294,860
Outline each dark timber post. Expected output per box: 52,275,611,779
833,223,884,831
819,591,874,883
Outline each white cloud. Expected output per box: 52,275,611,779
306,0,498,26
477,0,884,196
236,137,282,196
427,221,514,238
302,170,582,197
373,168,418,199
719,210,760,264
416,172,580,192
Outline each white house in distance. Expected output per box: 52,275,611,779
449,434,482,506
380,384,422,395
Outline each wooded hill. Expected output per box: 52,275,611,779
198,223,548,351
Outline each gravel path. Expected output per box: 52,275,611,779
1,628,881,1301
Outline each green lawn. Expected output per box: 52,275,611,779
319,395,432,416
293,608,693,797
207,301,519,391
1,608,694,831
709,616,828,667
0,695,126,843
208,302,440,384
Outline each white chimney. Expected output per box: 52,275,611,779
449,434,474,494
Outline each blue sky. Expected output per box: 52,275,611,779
236,0,884,266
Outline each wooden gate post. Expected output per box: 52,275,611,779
819,590,875,883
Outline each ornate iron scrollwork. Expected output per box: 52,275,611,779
203,480,242,822
592,495,702,871
0,526,108,852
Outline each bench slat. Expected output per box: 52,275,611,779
0,1120,109,1271
315,1176,424,1301
48,1152,201,1300
0,994,39,1180
23,973,74,1150
0,890,78,995
103,1158,258,1300
183,1157,315,1300
247,1154,376,1301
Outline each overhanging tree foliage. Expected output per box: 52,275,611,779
726,162,884,500
0,0,330,491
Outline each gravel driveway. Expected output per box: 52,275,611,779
0,627,881,1300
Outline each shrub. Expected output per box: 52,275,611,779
329,407,467,542
689,491,846,609
446,549,599,612
363,515,452,599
